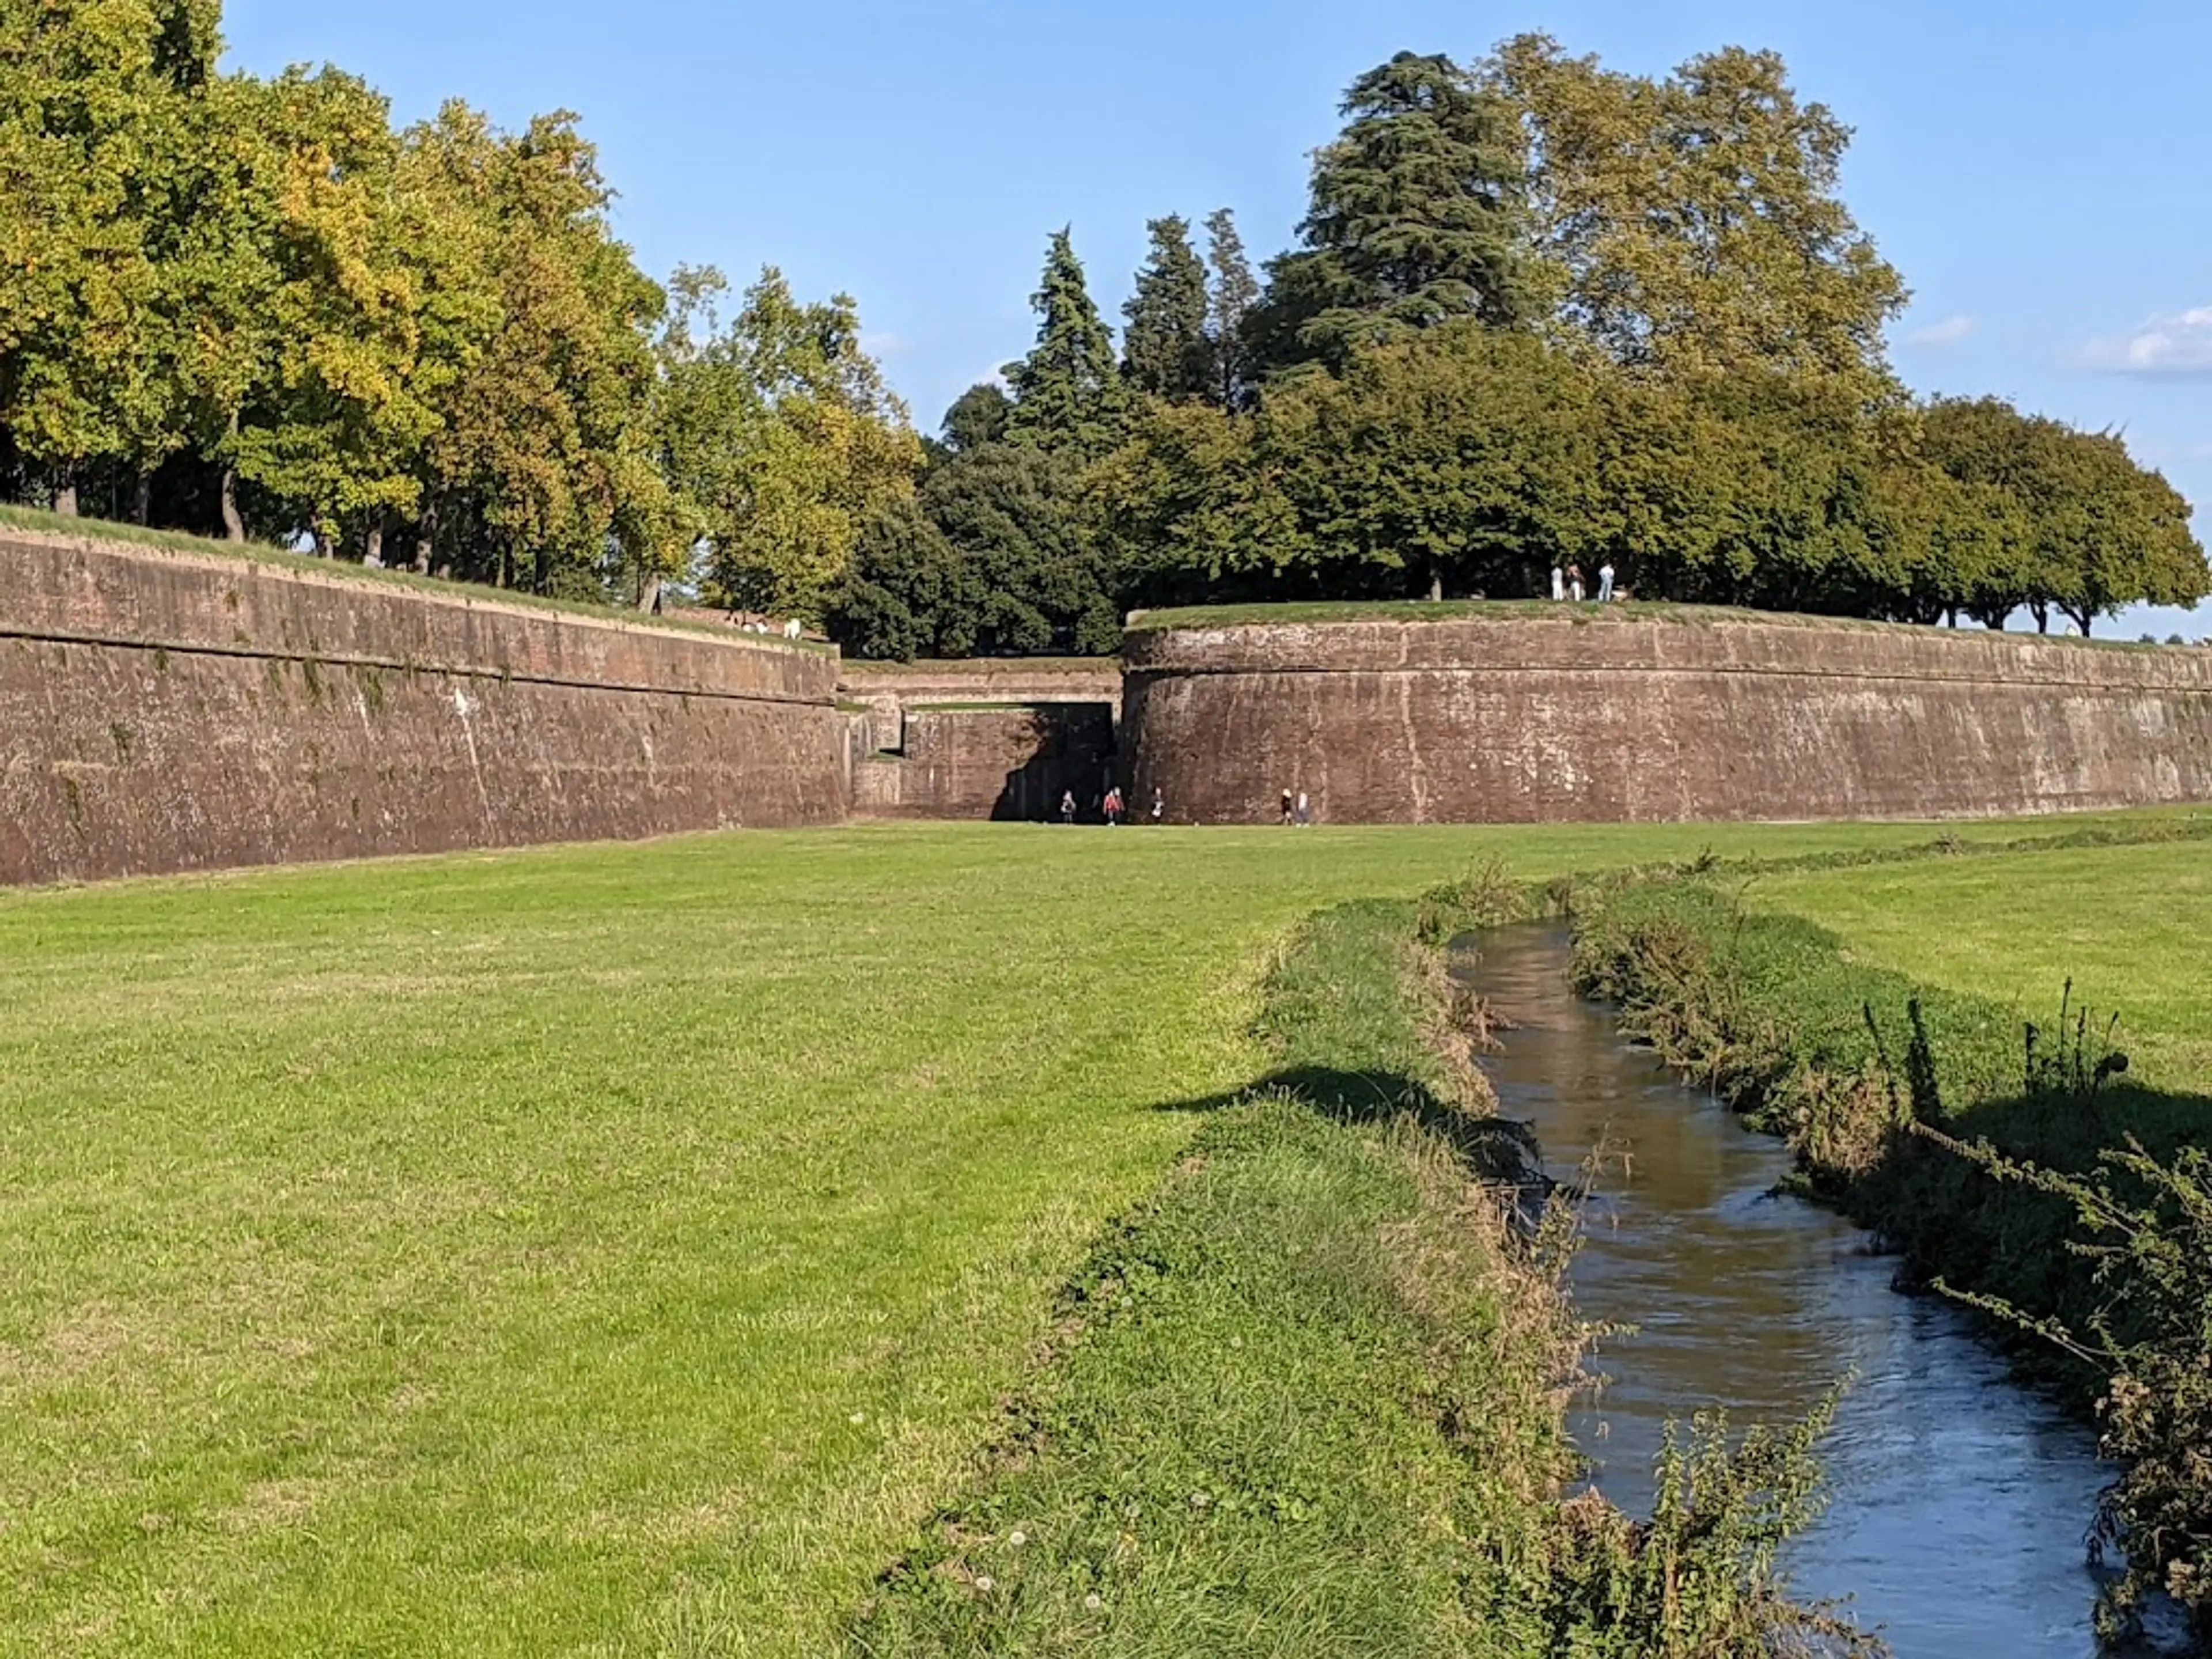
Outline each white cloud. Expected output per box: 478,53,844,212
2078,306,2212,376
1905,313,1977,347
860,330,912,358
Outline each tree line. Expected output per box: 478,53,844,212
832,42,2205,654
0,0,915,614
6,12,2202,643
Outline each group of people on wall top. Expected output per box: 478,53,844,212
1551,562,1618,604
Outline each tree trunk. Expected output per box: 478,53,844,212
637,573,662,613
362,513,384,567
2031,601,2049,634
53,474,78,516
219,467,245,541
132,472,152,525
412,499,437,574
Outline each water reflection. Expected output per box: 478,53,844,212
1464,924,2156,1659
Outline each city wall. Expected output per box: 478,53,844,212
10,531,2212,889
0,532,845,885
1123,613,2212,824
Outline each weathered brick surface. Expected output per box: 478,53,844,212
1,533,844,885
1124,616,2212,824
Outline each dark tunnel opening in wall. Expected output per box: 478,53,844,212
995,705,1119,821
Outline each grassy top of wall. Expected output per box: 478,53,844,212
0,503,835,656
1124,596,2205,654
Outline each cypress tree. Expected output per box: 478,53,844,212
1203,208,1260,408
1004,228,1128,459
1122,215,1211,402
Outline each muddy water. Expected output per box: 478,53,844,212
1463,923,2171,1658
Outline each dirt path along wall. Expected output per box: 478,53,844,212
1124,613,2212,824
0,533,846,885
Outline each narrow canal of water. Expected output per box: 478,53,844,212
1461,923,2172,1658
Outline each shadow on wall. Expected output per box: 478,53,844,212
995,706,1118,821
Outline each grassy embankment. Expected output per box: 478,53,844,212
1565,828,2212,1634
0,813,2186,1656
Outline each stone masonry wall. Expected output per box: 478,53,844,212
1124,614,2212,824
0,532,846,885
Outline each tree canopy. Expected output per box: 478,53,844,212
0,2,914,619
2,12,2199,649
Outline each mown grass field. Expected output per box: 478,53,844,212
0,814,2191,1657
1753,840,2212,1090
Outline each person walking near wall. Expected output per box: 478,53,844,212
1567,563,1585,603
1150,786,1165,824
1060,789,1077,825
1280,788,1294,826
1551,563,1565,603
1598,562,1616,603
1104,786,1124,827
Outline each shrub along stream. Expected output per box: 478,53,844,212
849,898,1870,1657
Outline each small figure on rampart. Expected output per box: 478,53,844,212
1059,789,1077,825
1551,562,1565,602
1567,563,1585,603
1280,788,1295,826
1151,786,1165,824
1598,562,1616,603
1294,791,1313,828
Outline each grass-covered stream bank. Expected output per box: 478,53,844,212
853,899,1859,1657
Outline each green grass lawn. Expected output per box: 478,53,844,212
1752,840,2212,1090
0,815,2187,1657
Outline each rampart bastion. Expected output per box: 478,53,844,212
1123,610,2212,824
0,532,844,885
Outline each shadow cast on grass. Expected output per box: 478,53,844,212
1153,1065,1543,1190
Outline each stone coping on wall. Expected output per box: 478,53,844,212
2,532,837,706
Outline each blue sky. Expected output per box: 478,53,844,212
222,0,2211,637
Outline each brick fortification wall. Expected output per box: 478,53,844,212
840,661,1121,820
0,533,845,885
1125,614,2212,824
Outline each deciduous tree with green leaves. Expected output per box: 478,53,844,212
1487,33,1907,396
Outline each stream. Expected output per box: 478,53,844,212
1462,923,2181,1658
